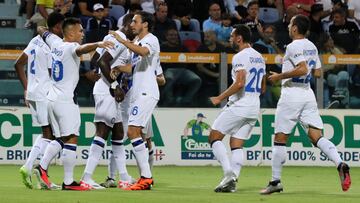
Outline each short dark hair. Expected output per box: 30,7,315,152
233,24,251,43
62,17,82,33
332,8,346,17
221,13,232,20
136,11,154,32
122,13,134,27
292,14,310,35
47,12,65,29
247,0,259,9
129,3,142,12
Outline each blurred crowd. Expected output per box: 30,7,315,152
18,0,360,108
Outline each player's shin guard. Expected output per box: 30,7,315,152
211,140,232,174
316,137,342,166
24,135,50,171
40,139,64,170
131,138,151,178
112,140,132,181
231,148,243,178
272,143,286,181
62,144,77,185
83,136,106,181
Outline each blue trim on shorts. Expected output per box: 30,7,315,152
93,139,105,148
63,144,77,151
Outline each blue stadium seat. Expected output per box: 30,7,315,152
109,5,125,23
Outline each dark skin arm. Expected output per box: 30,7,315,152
97,51,114,83
14,52,29,107
312,68,321,78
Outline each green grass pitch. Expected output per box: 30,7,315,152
0,165,359,203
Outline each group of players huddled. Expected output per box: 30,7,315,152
16,10,351,193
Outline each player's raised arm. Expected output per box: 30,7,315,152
110,30,150,56
75,41,114,57
38,26,63,49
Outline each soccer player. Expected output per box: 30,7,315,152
79,14,136,190
110,11,160,190
208,24,266,193
15,12,65,189
260,14,351,194
34,17,114,191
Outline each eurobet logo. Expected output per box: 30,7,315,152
0,113,165,148
181,136,214,160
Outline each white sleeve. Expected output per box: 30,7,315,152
141,36,159,56
288,44,306,66
315,53,321,70
42,32,62,49
23,42,33,56
70,42,81,58
107,36,126,58
232,54,246,72
155,65,163,76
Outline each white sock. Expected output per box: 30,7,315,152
82,136,105,181
271,143,287,181
39,138,51,156
317,137,342,167
148,148,154,170
24,135,49,171
231,148,244,178
131,137,151,178
211,140,232,175
112,140,132,181
62,144,77,185
40,139,63,170
108,153,117,180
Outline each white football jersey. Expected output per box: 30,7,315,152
229,47,266,115
93,30,129,95
44,33,81,103
280,38,321,102
23,35,52,101
130,33,160,100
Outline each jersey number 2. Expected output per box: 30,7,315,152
30,49,36,74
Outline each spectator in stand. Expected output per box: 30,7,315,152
217,13,233,48
54,0,72,17
29,0,54,26
348,0,360,24
153,2,177,42
253,25,282,108
72,0,109,26
166,0,193,19
85,3,113,43
284,0,315,16
117,3,142,29
309,3,325,44
258,0,284,18
318,33,349,107
238,1,264,43
224,0,248,21
23,0,35,29
329,8,360,54
192,0,226,26
160,28,202,107
173,5,200,32
273,5,300,51
196,30,229,107
203,2,222,34
321,0,348,33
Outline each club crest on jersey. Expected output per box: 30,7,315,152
52,48,63,57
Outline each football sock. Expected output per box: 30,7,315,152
231,148,244,178
112,140,132,181
24,135,50,171
148,148,154,170
40,139,63,170
82,136,105,181
211,140,232,174
272,143,286,181
131,137,151,178
316,137,342,167
108,153,117,180
62,144,77,185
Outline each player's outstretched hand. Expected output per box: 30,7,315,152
109,30,126,43
210,96,221,106
97,41,115,50
110,68,121,80
268,71,281,83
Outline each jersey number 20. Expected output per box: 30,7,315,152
245,67,264,93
